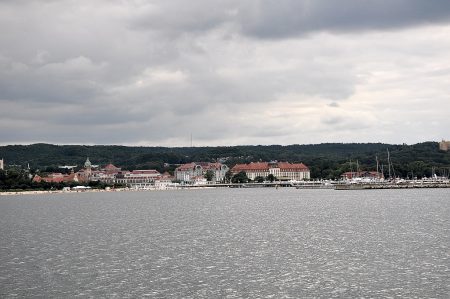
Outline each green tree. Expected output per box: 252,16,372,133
204,170,214,182
266,174,276,182
254,176,264,183
225,170,233,182
232,171,248,183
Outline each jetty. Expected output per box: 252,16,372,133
334,180,450,190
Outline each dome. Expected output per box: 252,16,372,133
84,157,92,168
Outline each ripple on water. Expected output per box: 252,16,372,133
0,188,449,298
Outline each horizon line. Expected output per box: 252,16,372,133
0,140,443,148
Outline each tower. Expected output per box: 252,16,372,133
84,157,92,178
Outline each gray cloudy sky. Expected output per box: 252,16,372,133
1,0,450,146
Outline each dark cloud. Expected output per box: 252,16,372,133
129,1,237,34
0,1,449,145
237,0,450,38
328,102,340,108
124,1,450,38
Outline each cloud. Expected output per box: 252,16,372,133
0,1,450,146
328,102,340,108
0,55,106,104
122,1,450,39
237,0,450,38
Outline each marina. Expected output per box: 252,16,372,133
335,181,450,190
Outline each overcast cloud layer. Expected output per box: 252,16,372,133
1,0,450,146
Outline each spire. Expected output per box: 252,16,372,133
84,157,92,168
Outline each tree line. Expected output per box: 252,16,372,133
0,169,125,192
1,142,449,182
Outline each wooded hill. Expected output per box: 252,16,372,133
1,142,449,179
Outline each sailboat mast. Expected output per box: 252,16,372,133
349,159,353,179
376,155,379,177
387,149,391,179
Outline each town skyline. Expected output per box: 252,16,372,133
1,1,450,146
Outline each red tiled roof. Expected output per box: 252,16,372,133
32,175,42,182
232,162,269,172
232,162,309,172
278,162,309,171
63,173,80,182
195,162,210,167
161,172,174,179
204,162,223,170
176,162,197,171
131,170,160,175
48,173,64,177
43,176,64,183
104,163,120,170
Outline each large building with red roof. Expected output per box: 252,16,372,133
231,161,310,181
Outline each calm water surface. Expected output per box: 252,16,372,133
0,188,449,298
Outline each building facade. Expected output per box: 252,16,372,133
115,169,161,185
231,162,310,181
175,162,229,183
439,140,450,151
32,171,83,183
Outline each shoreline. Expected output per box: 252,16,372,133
0,186,215,196
2,184,450,196
0,188,132,196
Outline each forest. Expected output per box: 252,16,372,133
1,142,449,180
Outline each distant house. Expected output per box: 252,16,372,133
0,158,4,170
115,169,161,185
175,163,202,182
33,171,83,183
90,163,122,183
155,172,176,190
175,162,229,183
103,163,121,174
231,161,310,181
439,140,450,151
192,176,208,185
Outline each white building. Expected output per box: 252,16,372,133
154,178,176,190
115,169,161,185
175,162,229,183
0,158,3,170
231,162,310,181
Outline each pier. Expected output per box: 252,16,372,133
335,181,450,190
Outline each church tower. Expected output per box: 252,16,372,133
84,157,92,178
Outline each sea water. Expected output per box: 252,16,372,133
0,188,449,298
